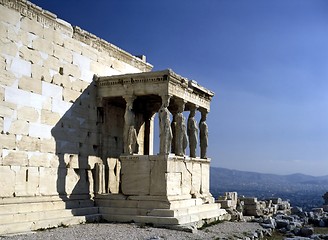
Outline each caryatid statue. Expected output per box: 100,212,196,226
175,101,188,156
187,106,198,158
159,95,172,154
199,109,208,159
123,97,137,155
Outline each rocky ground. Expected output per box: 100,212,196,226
0,222,266,240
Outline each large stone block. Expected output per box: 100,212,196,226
0,133,16,149
149,157,167,196
53,44,72,63
32,37,53,55
2,149,28,166
121,156,150,195
28,152,50,167
19,45,43,66
31,92,51,110
191,162,201,196
41,81,63,99
0,68,16,87
39,167,58,195
62,88,81,103
1,39,18,57
13,166,40,196
8,56,32,78
29,122,53,139
52,98,72,115
0,166,15,197
17,135,41,152
5,86,31,107
41,109,60,125
31,64,51,83
40,138,56,153
166,172,182,196
20,16,44,37
5,118,29,135
17,106,39,122
0,101,16,117
21,31,39,49
18,76,42,94
52,74,71,89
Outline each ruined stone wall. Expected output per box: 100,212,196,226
0,0,152,199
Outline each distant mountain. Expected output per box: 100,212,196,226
210,167,328,210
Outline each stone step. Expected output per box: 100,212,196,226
0,194,91,205
0,199,94,214
95,197,204,210
99,203,221,218
0,207,99,225
0,214,101,236
102,208,227,226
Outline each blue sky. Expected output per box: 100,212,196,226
31,0,328,176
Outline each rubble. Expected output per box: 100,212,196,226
217,191,328,239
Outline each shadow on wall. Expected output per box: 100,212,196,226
51,80,101,203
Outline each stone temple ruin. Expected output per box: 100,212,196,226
0,0,227,235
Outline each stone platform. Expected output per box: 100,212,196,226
95,155,228,228
96,194,227,229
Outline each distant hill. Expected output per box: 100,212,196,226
210,167,328,210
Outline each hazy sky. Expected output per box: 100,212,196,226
31,0,328,176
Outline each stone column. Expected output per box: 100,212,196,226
175,100,188,156
199,109,208,159
187,105,198,158
158,95,172,155
123,96,137,155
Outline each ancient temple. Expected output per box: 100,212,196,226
0,0,227,234
94,69,227,228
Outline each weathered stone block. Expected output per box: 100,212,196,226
5,86,31,107
17,106,39,122
33,37,53,55
0,166,15,197
0,68,16,86
52,98,72,115
39,167,58,195
0,101,16,117
20,16,44,37
191,162,201,196
31,64,51,83
53,44,72,63
30,93,50,111
41,138,56,153
149,158,167,196
27,152,49,167
62,88,80,103
2,149,28,166
1,39,18,57
13,166,40,196
52,74,71,88
6,119,29,135
166,172,182,196
41,81,63,99
21,31,39,49
8,57,32,78
29,122,52,139
19,45,43,65
0,133,16,149
17,135,41,151
41,109,60,125
121,156,150,195
18,76,42,94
